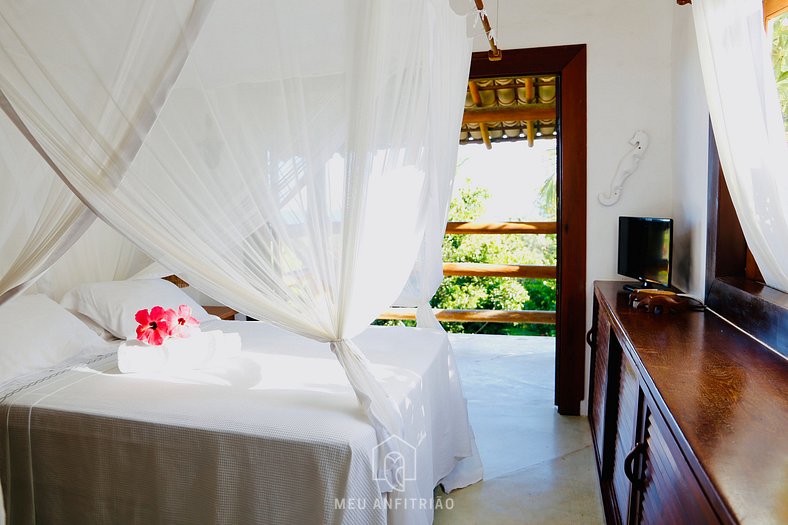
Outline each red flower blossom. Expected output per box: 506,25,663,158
135,306,174,346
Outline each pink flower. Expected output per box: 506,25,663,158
135,306,174,346
168,304,200,339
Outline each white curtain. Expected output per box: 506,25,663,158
693,0,788,292
0,0,473,507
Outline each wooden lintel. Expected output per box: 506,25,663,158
463,104,556,124
445,221,557,235
443,262,557,279
379,308,556,324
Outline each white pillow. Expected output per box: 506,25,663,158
0,294,103,384
60,279,216,340
72,311,118,341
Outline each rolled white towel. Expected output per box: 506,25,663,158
117,340,167,374
118,330,242,374
205,330,242,358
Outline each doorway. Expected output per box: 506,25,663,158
467,45,587,415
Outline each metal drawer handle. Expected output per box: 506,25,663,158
624,441,646,489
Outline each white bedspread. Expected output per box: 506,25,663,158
0,322,482,525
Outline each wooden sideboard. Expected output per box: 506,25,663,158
590,281,788,524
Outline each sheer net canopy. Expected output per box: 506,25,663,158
0,0,474,508
0,114,94,304
0,0,213,304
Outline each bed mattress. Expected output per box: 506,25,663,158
0,321,480,525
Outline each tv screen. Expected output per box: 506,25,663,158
617,216,673,287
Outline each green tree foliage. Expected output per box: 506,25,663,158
537,146,557,220
771,14,788,135
431,182,557,336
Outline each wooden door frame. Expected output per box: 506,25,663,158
469,44,587,415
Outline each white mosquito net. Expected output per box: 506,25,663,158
0,0,473,519
0,112,94,304
0,0,212,305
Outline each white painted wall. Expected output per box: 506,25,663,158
670,6,709,299
473,0,710,413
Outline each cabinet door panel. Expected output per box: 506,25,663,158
611,343,639,523
641,427,683,524
590,309,611,467
639,408,718,525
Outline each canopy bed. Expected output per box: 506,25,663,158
0,0,483,523
1,284,478,525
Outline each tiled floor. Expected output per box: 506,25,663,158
434,334,605,525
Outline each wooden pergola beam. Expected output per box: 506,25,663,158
525,78,536,147
463,104,556,124
474,81,557,91
765,0,788,19
468,80,492,150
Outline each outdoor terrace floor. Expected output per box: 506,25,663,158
434,334,605,524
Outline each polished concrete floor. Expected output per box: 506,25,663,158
434,334,605,525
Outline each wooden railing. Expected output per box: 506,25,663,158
167,220,556,325
379,221,557,325
445,221,556,234
379,308,556,325
443,262,556,279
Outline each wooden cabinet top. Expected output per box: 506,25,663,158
594,281,788,524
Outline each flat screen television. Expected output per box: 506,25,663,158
617,216,673,289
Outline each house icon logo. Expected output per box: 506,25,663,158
372,435,417,492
